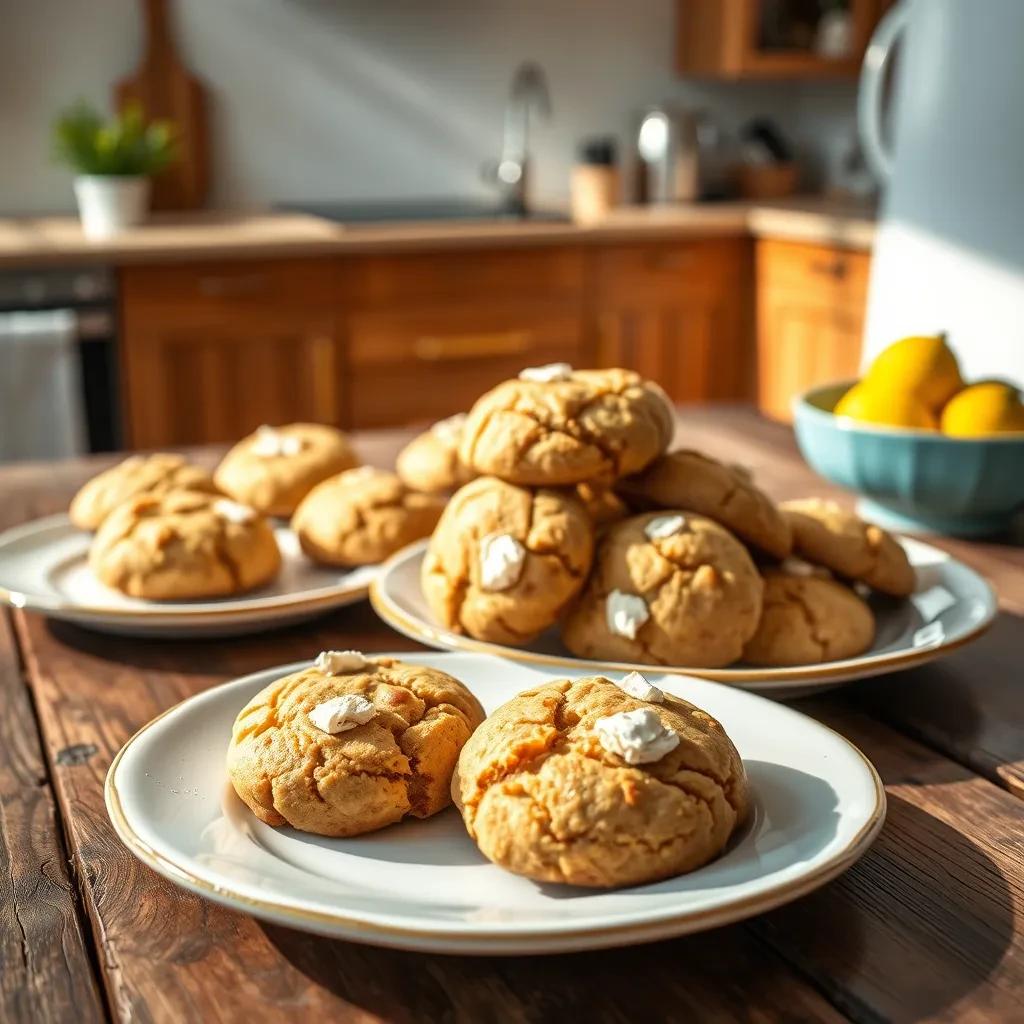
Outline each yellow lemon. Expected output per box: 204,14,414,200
940,380,1024,436
863,334,963,412
834,380,938,429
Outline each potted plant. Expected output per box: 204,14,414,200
53,101,176,239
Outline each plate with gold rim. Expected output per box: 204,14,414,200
0,514,377,638
369,539,997,698
105,651,885,955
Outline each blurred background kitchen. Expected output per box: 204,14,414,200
1,0,1020,475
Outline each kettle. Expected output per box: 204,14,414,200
635,107,700,204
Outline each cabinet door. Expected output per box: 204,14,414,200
120,261,339,448
592,239,752,403
756,239,870,421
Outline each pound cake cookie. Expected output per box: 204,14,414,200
70,453,219,531
781,498,915,597
453,674,748,888
89,490,280,599
459,365,675,487
561,512,763,668
616,450,791,559
292,467,445,567
395,413,475,493
214,423,359,518
228,651,485,837
421,476,595,645
742,562,875,666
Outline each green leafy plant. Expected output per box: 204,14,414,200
52,101,177,176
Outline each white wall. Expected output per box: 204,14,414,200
0,0,858,214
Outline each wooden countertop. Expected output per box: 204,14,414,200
2,407,1022,1024
0,196,875,268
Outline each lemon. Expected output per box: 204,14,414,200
940,380,1024,436
834,380,938,429
863,334,963,412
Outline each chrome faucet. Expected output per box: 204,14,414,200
484,61,551,215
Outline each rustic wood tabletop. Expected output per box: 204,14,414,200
1,407,1022,1024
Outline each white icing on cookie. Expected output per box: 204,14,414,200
615,670,665,703
606,590,650,640
518,362,573,383
644,514,686,541
479,533,526,591
594,708,679,765
308,693,376,734
315,650,369,674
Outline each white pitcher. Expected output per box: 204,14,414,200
858,0,1024,385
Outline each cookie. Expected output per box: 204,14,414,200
89,490,280,599
421,476,594,645
459,365,675,486
576,482,630,531
228,651,485,837
214,423,359,517
781,498,915,597
742,568,875,666
453,674,748,888
292,467,445,567
616,450,791,559
70,453,219,531
561,512,763,668
395,414,475,493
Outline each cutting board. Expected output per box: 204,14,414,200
114,0,209,210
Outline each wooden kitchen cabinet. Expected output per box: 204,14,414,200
756,237,870,420
338,248,589,428
593,238,753,403
676,0,889,79
119,259,340,447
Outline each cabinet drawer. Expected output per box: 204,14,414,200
593,239,748,302
345,304,585,427
120,259,335,312
338,247,585,308
757,239,870,303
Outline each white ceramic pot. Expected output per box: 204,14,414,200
73,175,150,239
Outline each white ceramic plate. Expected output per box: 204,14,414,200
370,539,997,698
106,651,885,955
0,514,377,638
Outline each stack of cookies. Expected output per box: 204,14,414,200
72,422,445,601
416,363,916,669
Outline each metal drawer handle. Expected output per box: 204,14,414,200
197,273,269,297
809,259,848,279
413,330,532,361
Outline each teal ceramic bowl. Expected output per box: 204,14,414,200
793,382,1024,537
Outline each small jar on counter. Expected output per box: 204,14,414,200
571,137,620,224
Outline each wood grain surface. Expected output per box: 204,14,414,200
2,407,1023,1024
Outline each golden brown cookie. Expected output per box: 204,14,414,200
781,498,915,597
742,569,875,666
459,366,675,486
395,414,475,493
214,423,359,518
453,675,747,888
576,482,630,531
69,453,219,531
89,490,280,599
421,476,594,645
228,652,485,837
561,512,763,668
292,467,445,567
616,450,791,559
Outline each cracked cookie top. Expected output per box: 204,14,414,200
70,453,220,531
291,467,445,568
89,490,281,600
452,675,748,888
617,449,792,559
395,414,476,494
228,657,485,837
421,476,595,646
561,511,764,668
214,422,359,518
781,498,915,597
742,571,875,667
458,367,675,487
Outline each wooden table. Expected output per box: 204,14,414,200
2,408,1023,1024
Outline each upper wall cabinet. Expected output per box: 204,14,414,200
676,0,891,79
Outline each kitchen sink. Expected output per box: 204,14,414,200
280,199,569,225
